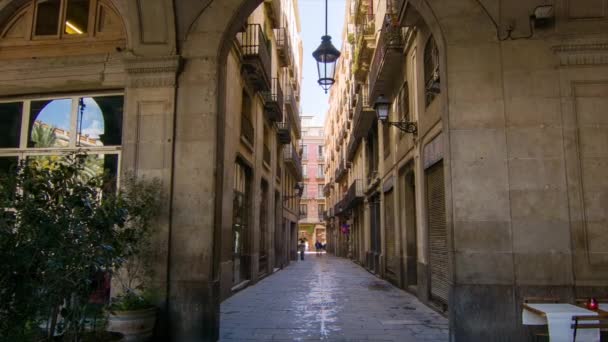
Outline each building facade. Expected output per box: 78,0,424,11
0,0,303,340
0,0,607,340
298,116,326,249
323,0,608,340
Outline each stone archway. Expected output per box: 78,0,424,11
178,0,505,340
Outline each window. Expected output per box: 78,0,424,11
240,90,254,145
318,204,325,218
302,145,308,160
302,184,308,198
317,164,324,178
318,184,324,198
35,0,62,36
299,204,307,218
318,145,324,158
319,129,324,136
302,164,308,178
65,0,90,35
1,0,125,57
424,36,440,106
398,82,410,140
0,93,123,186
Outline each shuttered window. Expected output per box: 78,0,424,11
426,161,448,305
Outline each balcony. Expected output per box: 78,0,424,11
344,179,364,210
274,27,292,67
240,114,254,146
262,78,283,122
264,0,281,29
369,15,408,101
352,15,376,83
283,144,303,181
352,89,376,141
236,24,271,92
284,84,301,138
276,120,291,144
323,182,333,196
335,158,347,183
334,197,346,217
346,134,358,162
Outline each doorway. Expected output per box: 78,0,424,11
400,166,418,291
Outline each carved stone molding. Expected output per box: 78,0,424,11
552,43,608,66
124,55,181,88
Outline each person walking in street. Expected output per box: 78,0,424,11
315,241,322,256
298,238,306,261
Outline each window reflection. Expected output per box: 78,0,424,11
28,99,72,148
77,96,123,147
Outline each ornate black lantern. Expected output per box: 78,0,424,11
312,0,341,93
374,94,418,134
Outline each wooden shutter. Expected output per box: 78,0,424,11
426,161,448,305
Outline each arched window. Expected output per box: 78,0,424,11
424,36,440,107
0,0,125,58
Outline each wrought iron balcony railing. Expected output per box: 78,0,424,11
352,88,376,141
274,27,292,67
369,14,407,101
262,77,283,122
283,144,302,181
323,182,332,196
344,179,364,210
236,24,271,92
284,83,301,138
335,158,347,182
276,120,291,144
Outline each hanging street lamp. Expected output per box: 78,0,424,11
312,0,341,93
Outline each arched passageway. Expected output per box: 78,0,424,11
1,0,607,340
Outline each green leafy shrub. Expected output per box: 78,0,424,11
0,152,161,341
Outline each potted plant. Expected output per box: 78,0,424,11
0,152,160,341
106,173,161,342
107,290,157,342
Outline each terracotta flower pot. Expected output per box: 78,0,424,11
107,307,157,342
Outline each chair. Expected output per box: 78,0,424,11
571,314,608,342
524,297,560,342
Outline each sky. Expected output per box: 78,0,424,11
298,0,346,126
36,98,105,138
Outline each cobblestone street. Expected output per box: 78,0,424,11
220,254,448,341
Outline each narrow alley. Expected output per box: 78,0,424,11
220,255,448,341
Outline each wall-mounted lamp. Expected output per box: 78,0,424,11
374,95,417,134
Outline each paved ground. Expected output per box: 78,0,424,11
220,253,448,341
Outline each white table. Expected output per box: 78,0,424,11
523,303,599,342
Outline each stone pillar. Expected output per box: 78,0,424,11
122,55,180,340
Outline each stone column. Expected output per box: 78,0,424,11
122,55,180,340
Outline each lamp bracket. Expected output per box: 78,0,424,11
384,119,418,134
